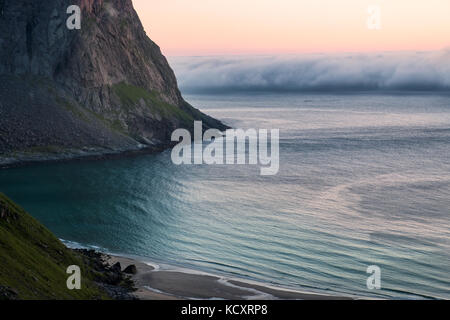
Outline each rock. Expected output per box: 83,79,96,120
74,249,138,298
0,286,19,300
105,271,122,286
111,262,122,273
123,264,137,275
0,0,228,166
96,283,137,300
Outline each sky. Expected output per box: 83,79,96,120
132,0,450,56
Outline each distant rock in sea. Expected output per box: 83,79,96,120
0,0,226,166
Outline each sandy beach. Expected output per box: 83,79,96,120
106,255,352,300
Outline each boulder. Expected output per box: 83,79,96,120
111,262,122,273
123,264,137,275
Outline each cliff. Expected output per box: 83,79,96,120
0,0,226,165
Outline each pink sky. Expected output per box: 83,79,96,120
132,0,450,56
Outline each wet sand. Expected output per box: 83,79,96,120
106,255,352,300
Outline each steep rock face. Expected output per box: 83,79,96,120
0,0,226,165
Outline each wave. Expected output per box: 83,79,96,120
169,50,450,93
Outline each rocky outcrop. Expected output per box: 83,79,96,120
0,0,226,166
75,249,137,300
0,286,19,300
123,264,137,275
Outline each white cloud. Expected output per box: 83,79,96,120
169,50,450,93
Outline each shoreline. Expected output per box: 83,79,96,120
0,143,171,169
104,254,354,300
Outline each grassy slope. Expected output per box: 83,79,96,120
112,82,194,124
0,193,108,300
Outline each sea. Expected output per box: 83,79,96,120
1,90,449,299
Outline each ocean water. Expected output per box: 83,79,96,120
1,92,450,299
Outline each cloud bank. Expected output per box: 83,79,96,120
169,50,450,94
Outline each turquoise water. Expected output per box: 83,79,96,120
1,93,450,299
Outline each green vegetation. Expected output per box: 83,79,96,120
45,82,90,124
53,90,127,135
55,96,89,122
110,119,126,133
0,193,108,300
112,82,194,125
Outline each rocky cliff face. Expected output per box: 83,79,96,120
0,0,226,165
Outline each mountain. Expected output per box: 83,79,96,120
0,0,226,166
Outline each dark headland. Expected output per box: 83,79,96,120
0,0,227,167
